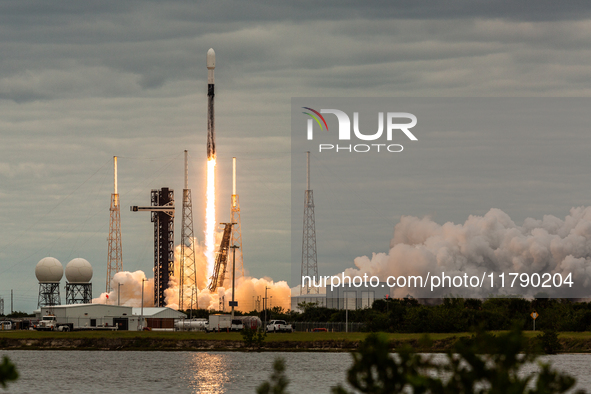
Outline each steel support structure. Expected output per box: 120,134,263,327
131,187,175,307
66,283,92,304
208,223,234,291
106,156,122,293
301,152,319,294
153,188,174,307
180,151,197,310
231,157,245,278
38,283,61,308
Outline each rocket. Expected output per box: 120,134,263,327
207,48,216,160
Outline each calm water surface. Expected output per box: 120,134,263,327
1,351,590,393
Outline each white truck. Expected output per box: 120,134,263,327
35,315,73,332
207,314,232,332
266,320,293,333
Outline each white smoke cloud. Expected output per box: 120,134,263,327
340,207,591,298
95,235,291,311
93,270,154,307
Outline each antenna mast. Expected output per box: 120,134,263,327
301,151,319,294
180,150,197,310
231,157,245,278
106,156,123,293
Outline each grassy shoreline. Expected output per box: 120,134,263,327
0,331,590,352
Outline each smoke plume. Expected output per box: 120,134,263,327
96,234,291,311
93,270,154,307
341,207,591,298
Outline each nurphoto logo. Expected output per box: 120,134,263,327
302,107,418,153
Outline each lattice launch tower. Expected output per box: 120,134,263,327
180,150,197,310
301,151,319,294
106,156,122,293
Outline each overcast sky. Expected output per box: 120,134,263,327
3,1,591,312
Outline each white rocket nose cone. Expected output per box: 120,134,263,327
207,48,215,69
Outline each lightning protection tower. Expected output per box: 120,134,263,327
106,156,123,293
301,151,319,294
180,150,197,310
131,188,175,307
231,157,245,279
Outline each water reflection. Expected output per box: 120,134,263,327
1,350,589,393
187,353,230,394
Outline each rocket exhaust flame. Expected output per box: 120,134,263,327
205,158,216,276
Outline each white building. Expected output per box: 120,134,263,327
35,304,186,330
37,304,139,330
326,282,392,310
291,282,393,311
290,294,327,312
132,307,186,330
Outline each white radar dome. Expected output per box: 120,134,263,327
65,258,93,283
35,257,63,283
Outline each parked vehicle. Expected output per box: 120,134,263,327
236,316,262,330
207,314,232,332
311,327,327,332
174,318,208,331
230,319,244,332
266,320,293,333
35,315,73,332
0,321,12,330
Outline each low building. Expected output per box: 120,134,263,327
290,294,327,312
35,304,186,330
132,307,186,330
37,304,139,330
326,282,392,310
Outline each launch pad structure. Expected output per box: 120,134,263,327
208,223,234,292
301,151,319,294
131,188,175,307
180,150,197,310
106,156,123,293
231,157,245,278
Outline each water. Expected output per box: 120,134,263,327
1,351,590,393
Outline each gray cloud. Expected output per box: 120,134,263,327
2,1,591,311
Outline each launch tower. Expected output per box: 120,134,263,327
180,150,197,310
131,188,175,307
301,152,319,294
106,156,123,292
230,157,245,278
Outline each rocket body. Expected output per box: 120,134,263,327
207,48,216,159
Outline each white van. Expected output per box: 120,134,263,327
0,321,12,330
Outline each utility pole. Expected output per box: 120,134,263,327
140,278,145,330
344,295,352,333
11,290,13,315
229,245,239,320
264,286,270,329
190,287,194,320
117,283,124,306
